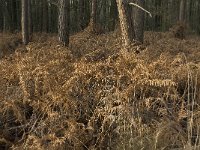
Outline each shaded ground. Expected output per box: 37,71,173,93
0,30,200,150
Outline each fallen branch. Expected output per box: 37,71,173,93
129,2,152,17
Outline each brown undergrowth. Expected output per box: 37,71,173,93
0,30,200,150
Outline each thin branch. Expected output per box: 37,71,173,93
48,0,59,7
129,2,152,17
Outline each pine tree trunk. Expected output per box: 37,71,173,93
58,0,70,46
21,0,29,45
134,0,145,43
116,0,135,47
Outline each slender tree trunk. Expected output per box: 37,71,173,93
12,0,18,31
2,0,11,32
8,0,14,32
102,0,107,31
179,0,186,22
134,0,145,43
90,0,97,32
116,0,135,47
198,1,200,34
110,0,118,31
0,3,3,31
58,0,70,46
28,0,32,35
21,0,29,45
78,0,85,30
42,0,48,32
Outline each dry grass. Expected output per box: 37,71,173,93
0,30,199,150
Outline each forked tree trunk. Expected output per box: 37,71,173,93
134,0,145,43
58,0,70,46
21,0,29,45
116,0,135,47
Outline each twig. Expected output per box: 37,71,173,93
129,2,152,17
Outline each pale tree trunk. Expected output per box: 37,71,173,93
21,0,29,45
58,0,70,46
133,0,145,43
179,0,186,22
116,0,135,47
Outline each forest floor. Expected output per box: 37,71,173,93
0,29,200,150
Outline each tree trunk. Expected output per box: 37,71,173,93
134,0,145,43
42,0,48,32
179,0,186,22
58,0,70,46
78,0,85,30
90,0,97,32
110,0,118,31
21,0,29,45
28,0,33,35
2,0,12,32
116,0,135,47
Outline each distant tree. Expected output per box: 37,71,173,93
21,0,29,45
109,0,118,31
2,0,12,32
134,0,145,43
90,0,97,33
179,0,186,22
42,0,48,32
78,0,85,30
0,1,3,31
58,0,70,46
28,0,33,35
1,0,200,36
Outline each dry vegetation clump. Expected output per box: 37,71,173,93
169,22,187,40
143,31,200,63
0,33,22,59
0,31,200,150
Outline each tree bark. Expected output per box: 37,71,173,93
116,0,135,47
58,0,70,46
21,0,29,45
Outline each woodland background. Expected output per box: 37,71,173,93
1,0,200,34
